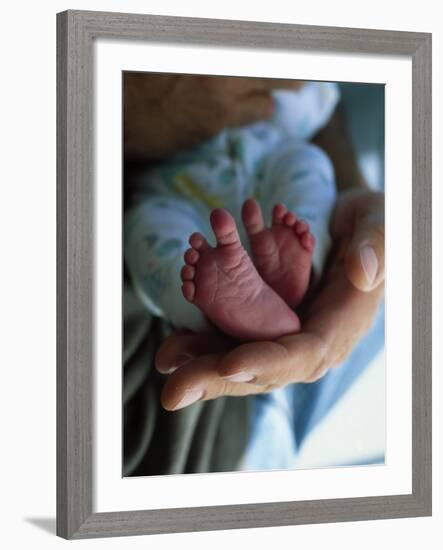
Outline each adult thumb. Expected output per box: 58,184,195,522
344,219,385,292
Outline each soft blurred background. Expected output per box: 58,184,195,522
294,82,385,469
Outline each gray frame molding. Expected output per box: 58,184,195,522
56,9,432,539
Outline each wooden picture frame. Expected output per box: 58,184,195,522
56,9,432,539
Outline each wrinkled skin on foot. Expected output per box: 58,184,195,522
242,198,314,307
181,208,300,341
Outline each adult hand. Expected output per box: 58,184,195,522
155,189,385,410
124,74,303,161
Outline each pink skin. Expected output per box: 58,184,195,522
241,198,315,308
181,208,300,342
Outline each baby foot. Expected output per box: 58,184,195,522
242,198,314,307
180,208,300,341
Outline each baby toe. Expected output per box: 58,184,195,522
272,203,287,224
181,264,195,281
189,232,208,250
300,231,315,252
242,198,265,236
182,281,196,301
284,212,297,227
184,248,200,265
210,208,240,246
294,220,309,235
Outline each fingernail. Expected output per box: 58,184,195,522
222,372,255,383
360,245,378,286
174,389,204,410
173,352,194,369
161,353,194,374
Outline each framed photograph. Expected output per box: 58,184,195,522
57,10,431,539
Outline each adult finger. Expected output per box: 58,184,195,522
228,77,304,94
155,330,232,374
160,354,267,411
215,332,328,387
344,214,385,292
258,78,305,91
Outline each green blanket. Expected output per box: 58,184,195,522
123,281,253,476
